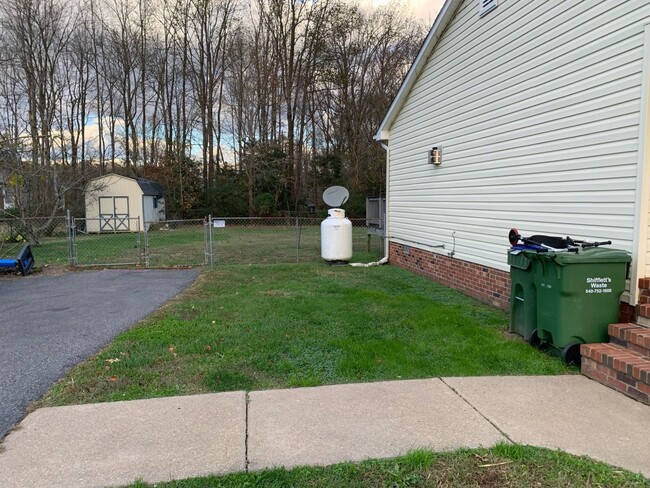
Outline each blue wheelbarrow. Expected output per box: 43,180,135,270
0,244,34,276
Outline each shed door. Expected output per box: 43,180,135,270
99,196,130,232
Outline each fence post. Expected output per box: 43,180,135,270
66,210,74,265
295,217,301,263
209,215,214,267
72,216,78,266
204,216,209,266
136,219,143,267
204,215,214,267
143,221,148,268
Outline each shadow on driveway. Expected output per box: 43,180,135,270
0,268,201,438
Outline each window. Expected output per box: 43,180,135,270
479,0,497,17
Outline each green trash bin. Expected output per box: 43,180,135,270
532,247,631,364
508,251,538,344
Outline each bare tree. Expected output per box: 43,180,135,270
258,0,329,209
0,0,77,168
314,2,425,192
185,0,236,187
58,15,94,171
0,0,426,218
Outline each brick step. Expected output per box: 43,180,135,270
637,304,650,320
581,343,650,405
608,323,650,356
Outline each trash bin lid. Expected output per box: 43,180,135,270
507,251,532,269
550,247,631,265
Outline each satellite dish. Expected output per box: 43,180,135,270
322,186,349,208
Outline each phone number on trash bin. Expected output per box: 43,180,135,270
585,288,612,294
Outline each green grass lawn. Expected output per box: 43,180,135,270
126,444,648,487
38,263,571,407
30,235,71,266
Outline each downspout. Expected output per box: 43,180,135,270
349,142,390,268
381,142,390,261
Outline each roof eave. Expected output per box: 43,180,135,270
87,173,133,182
374,0,462,142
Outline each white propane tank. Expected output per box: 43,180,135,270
321,208,353,262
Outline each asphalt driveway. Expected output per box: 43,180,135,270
0,268,201,438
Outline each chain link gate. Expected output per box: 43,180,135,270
143,218,213,268
69,217,143,267
68,217,215,268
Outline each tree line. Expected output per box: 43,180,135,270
0,0,425,219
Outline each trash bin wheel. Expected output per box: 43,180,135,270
529,329,541,348
561,342,582,366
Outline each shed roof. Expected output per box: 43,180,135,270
136,178,164,197
86,174,164,197
375,0,461,141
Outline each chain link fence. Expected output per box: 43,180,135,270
0,214,384,271
210,217,382,265
0,216,71,268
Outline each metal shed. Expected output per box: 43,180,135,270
85,174,165,233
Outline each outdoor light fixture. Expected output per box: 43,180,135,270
429,146,442,165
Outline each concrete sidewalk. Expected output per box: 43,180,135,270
0,376,648,487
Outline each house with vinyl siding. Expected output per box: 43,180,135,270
376,0,650,403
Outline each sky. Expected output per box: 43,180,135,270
359,0,445,22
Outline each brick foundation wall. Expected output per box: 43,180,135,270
388,241,636,319
637,278,650,319
388,241,510,309
619,302,636,324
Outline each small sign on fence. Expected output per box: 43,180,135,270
213,220,226,228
